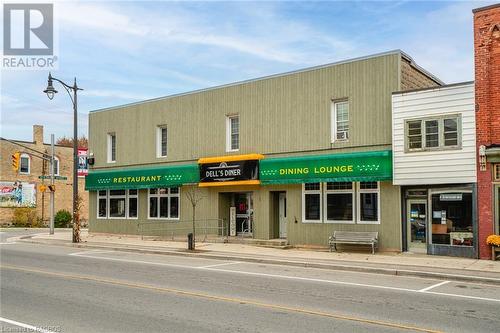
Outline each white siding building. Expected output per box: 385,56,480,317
392,82,476,185
392,82,478,259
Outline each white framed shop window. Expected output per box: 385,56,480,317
96,190,138,219
302,183,322,223
357,182,380,224
324,182,355,224
127,189,138,219
97,190,108,219
148,187,180,220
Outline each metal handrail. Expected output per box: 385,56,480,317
137,218,227,242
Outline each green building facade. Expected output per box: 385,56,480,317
86,50,442,251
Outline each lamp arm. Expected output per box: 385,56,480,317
59,82,75,105
51,77,73,90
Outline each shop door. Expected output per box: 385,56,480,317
278,193,287,238
407,199,427,253
235,193,253,235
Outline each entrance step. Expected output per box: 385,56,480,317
227,237,291,249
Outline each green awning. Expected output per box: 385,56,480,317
85,164,200,191
259,150,392,185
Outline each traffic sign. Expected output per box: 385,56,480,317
38,175,68,180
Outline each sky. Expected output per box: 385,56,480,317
0,0,495,143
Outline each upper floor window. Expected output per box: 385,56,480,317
332,100,349,142
405,115,461,152
156,125,168,158
226,115,239,152
107,133,116,163
20,153,30,174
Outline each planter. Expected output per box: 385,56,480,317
492,246,500,261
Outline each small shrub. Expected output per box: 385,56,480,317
12,208,38,227
55,210,72,228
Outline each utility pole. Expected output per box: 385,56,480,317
50,134,55,235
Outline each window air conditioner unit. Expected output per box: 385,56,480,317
337,131,348,140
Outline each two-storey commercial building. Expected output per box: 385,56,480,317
392,82,477,258
86,50,442,251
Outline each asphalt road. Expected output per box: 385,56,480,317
1,235,499,333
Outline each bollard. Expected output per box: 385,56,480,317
188,233,194,250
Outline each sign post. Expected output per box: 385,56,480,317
50,134,55,235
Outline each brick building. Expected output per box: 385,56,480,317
474,4,500,259
0,125,88,225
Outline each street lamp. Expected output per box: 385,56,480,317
44,72,83,243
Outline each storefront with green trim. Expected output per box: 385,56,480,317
86,150,401,250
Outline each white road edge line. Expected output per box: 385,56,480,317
198,262,242,269
0,242,17,245
418,280,450,292
68,249,113,256
67,253,500,303
0,317,58,333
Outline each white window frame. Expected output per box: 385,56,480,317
96,190,138,219
52,156,60,176
147,187,180,220
494,164,500,181
127,190,139,219
107,133,116,163
302,183,322,223
405,114,462,152
331,100,349,143
357,182,380,224
20,153,30,174
324,182,355,224
107,190,127,219
156,125,168,158
97,190,108,219
226,115,240,152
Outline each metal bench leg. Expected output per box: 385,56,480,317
371,243,375,254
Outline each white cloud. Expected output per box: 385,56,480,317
56,1,356,65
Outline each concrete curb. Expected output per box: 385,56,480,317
17,237,500,286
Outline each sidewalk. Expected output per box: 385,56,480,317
16,229,500,285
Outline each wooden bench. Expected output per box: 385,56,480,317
329,231,379,254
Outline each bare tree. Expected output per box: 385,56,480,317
184,185,205,250
56,135,88,148
72,195,83,243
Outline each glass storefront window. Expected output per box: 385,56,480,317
148,187,180,219
98,190,137,219
325,182,353,222
431,192,473,246
303,183,321,222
